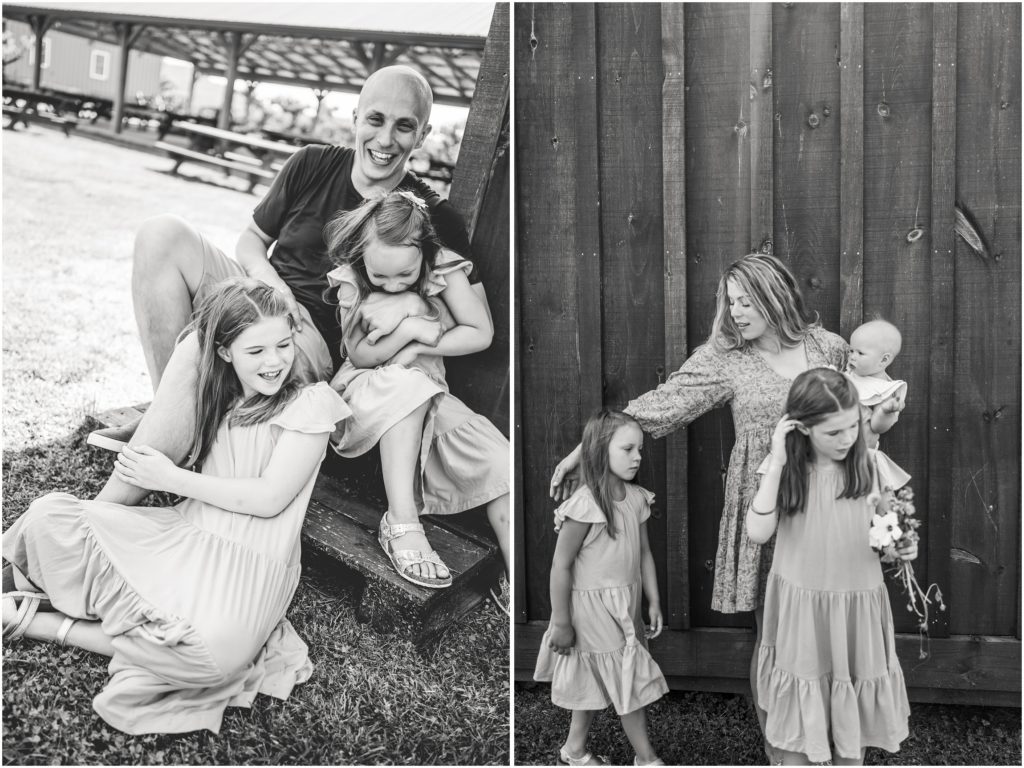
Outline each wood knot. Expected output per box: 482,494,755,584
807,113,820,128
877,102,890,118
808,276,822,289
906,227,924,243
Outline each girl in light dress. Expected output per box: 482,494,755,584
534,410,668,767
323,190,509,590
2,279,350,734
746,368,916,765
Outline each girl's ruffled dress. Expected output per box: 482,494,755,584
533,485,668,715
3,383,350,734
756,453,911,762
327,251,508,516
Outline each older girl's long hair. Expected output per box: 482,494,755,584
323,190,468,351
777,368,873,515
709,253,819,353
579,409,641,537
186,278,305,468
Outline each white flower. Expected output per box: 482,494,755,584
869,512,903,549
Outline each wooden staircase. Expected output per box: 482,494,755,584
87,403,503,646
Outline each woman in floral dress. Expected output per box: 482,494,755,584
549,253,848,757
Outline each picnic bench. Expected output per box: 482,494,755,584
154,121,300,193
86,402,503,646
2,87,79,136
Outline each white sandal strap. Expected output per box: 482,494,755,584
2,591,42,640
55,616,76,647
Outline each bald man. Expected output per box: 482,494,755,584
90,65,474,502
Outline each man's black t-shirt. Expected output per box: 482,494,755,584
252,145,472,366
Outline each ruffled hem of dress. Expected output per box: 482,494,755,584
756,645,910,762
420,410,509,516
5,492,311,735
534,640,668,716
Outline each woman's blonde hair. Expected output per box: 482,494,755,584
708,253,818,353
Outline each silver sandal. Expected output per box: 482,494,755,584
378,512,453,589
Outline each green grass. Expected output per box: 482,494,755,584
514,683,1021,765
2,126,509,765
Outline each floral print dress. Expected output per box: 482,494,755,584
624,326,847,613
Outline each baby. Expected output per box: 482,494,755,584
846,319,907,450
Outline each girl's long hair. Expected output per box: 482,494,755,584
579,409,640,538
323,190,468,351
186,278,305,468
709,253,819,353
777,368,873,515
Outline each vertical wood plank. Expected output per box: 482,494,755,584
684,1,751,629
748,2,773,251
862,2,935,633
949,2,1021,637
595,1,667,600
772,2,843,330
661,2,689,630
514,260,527,624
926,1,957,639
839,2,864,338
515,3,603,618
573,3,604,422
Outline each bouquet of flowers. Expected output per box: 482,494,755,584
868,485,946,658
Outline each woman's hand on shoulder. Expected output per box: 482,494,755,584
549,444,582,501
547,621,575,655
114,445,180,493
768,414,801,467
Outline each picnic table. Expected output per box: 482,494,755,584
2,86,80,136
155,121,300,193
260,127,319,147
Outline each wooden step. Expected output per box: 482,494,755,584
87,403,501,645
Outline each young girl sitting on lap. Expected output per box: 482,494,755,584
2,278,350,734
324,190,509,590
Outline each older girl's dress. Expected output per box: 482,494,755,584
3,383,350,734
756,454,911,762
533,484,668,715
625,326,847,613
327,251,508,516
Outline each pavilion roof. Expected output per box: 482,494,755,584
2,2,494,105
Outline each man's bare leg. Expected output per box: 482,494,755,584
95,333,200,505
131,214,209,386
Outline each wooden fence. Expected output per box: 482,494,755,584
514,2,1020,704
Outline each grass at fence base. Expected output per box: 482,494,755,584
514,682,1020,766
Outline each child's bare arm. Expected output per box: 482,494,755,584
639,521,663,638
746,415,796,543
398,270,492,361
343,305,442,368
115,430,332,518
547,519,589,654
869,384,907,436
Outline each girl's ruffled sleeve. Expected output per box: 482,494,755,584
326,264,361,313
425,248,474,297
553,487,606,532
634,485,656,524
624,343,734,439
270,382,352,434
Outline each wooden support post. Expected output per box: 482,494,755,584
661,3,690,630
112,22,135,135
219,31,242,131
26,14,52,91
